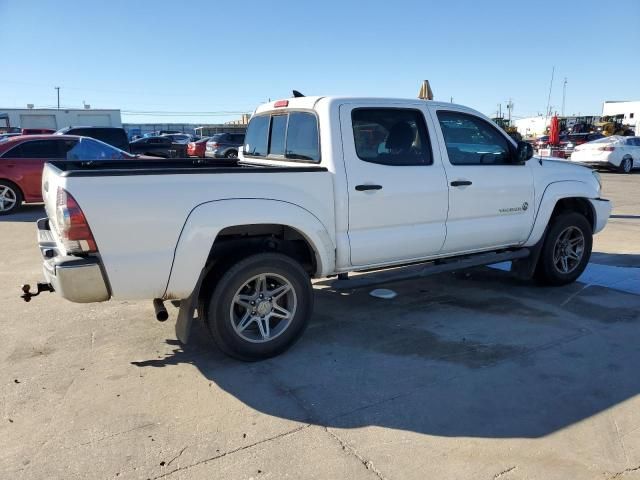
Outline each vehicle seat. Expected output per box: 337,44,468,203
385,121,415,153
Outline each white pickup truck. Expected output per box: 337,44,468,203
26,95,611,360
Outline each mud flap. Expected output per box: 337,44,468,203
175,294,196,344
511,233,546,280
174,265,210,344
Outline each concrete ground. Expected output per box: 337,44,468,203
1,172,639,480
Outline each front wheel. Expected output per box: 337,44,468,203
619,157,633,174
535,212,592,286
204,253,314,361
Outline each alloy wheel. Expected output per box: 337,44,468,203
229,273,297,343
552,226,585,274
0,185,17,212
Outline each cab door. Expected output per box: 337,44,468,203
340,103,449,267
428,107,535,254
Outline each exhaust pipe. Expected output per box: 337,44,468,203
153,298,169,322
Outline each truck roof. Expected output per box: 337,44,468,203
254,96,478,115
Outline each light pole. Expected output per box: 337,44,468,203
561,78,567,117
54,86,60,109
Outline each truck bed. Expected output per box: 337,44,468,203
47,159,327,177
42,158,335,300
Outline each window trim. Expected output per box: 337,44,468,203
436,109,519,166
242,109,321,164
350,107,434,167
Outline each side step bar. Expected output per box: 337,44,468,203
325,248,530,290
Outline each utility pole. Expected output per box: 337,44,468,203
545,66,555,119
506,99,514,122
54,86,60,109
561,77,567,116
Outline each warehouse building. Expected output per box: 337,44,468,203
0,107,122,130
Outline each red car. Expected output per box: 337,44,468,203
0,134,135,215
186,137,209,158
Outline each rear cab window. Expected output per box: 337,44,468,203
243,111,319,162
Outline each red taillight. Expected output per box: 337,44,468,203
274,100,289,108
56,188,97,253
598,146,615,151
210,142,219,147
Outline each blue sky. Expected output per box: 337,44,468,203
1,0,638,124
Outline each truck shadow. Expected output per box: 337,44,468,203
132,268,640,439
0,204,44,222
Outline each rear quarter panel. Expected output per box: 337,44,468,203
62,169,335,300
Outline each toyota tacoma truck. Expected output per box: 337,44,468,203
25,95,611,361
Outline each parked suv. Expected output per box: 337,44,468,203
129,136,186,158
205,133,245,159
56,127,130,152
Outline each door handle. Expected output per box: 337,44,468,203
450,180,472,187
355,184,383,191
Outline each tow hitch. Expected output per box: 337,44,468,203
20,283,54,302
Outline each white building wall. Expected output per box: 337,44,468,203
514,116,548,137
0,108,122,130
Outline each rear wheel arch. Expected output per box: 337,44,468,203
198,224,319,306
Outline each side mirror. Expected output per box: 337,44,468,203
515,141,533,163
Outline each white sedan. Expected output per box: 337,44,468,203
570,136,640,173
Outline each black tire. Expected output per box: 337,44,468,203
204,253,314,361
225,149,238,159
535,212,592,286
0,180,23,216
619,157,633,174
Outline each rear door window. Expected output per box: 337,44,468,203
2,139,70,159
351,108,431,165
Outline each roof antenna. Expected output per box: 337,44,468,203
292,90,305,98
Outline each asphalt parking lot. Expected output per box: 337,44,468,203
1,172,639,480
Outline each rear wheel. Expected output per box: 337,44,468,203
0,181,23,215
535,212,592,286
619,157,633,174
225,149,238,159
204,253,314,361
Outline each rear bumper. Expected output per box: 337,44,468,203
589,198,612,234
571,159,614,168
37,218,110,303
